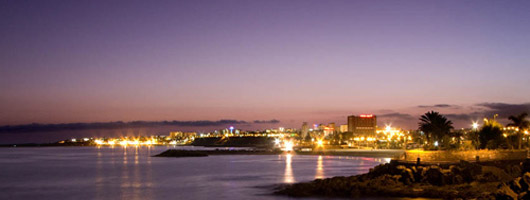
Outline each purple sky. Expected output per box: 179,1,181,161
1,0,529,130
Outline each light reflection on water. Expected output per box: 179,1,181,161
283,153,295,183
315,155,324,179
0,146,390,200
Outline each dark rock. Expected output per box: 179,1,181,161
506,165,522,178
423,166,445,186
521,172,530,191
391,165,405,175
411,166,424,183
154,150,208,157
369,163,391,178
479,166,513,183
495,183,518,200
450,165,461,175
519,192,530,200
452,175,464,184
458,160,482,182
521,159,530,173
508,177,523,194
399,167,415,185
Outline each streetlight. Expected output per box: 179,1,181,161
471,121,480,150
472,122,479,130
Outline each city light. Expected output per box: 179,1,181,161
274,138,281,146
472,122,479,130
283,140,294,152
316,139,324,147
360,114,373,118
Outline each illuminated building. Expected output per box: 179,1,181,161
301,122,309,138
339,124,348,133
323,123,335,136
170,131,196,139
347,114,377,136
170,131,182,138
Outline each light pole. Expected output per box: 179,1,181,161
472,122,479,150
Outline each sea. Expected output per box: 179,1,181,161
0,146,391,200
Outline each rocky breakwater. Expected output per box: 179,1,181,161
154,150,209,157
276,159,530,199
497,172,530,199
495,159,530,199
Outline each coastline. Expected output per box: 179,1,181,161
275,159,530,199
153,149,405,158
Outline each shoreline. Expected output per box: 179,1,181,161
153,149,405,158
275,159,530,199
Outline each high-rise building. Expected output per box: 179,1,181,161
301,122,309,138
339,125,348,133
347,114,377,135
329,123,336,131
324,122,336,136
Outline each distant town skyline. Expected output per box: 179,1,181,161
1,1,529,130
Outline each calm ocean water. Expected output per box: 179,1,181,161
0,146,390,200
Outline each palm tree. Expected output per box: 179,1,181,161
478,122,504,149
507,112,530,149
478,117,505,149
418,111,454,149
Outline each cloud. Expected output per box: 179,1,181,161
418,104,459,109
377,112,415,120
253,119,280,124
475,102,530,118
439,102,530,127
444,113,482,121
375,112,417,129
0,119,280,133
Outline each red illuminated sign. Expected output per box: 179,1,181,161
360,114,373,118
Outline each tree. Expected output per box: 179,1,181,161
478,118,505,149
418,111,454,149
507,112,530,149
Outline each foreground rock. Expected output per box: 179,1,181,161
276,159,530,199
496,172,530,199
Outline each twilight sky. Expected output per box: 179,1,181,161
1,0,529,130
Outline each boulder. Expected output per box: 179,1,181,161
392,165,406,176
479,166,514,183
519,192,530,200
458,160,482,182
398,167,415,185
521,172,530,191
423,166,445,186
495,183,518,200
506,165,522,178
451,175,465,185
369,163,391,178
508,177,523,194
411,166,424,183
450,165,461,175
